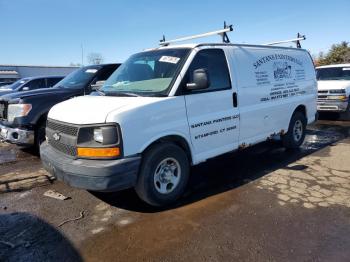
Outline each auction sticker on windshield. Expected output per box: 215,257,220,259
159,56,180,64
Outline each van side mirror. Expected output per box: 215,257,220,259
91,80,105,90
186,69,210,90
22,87,30,91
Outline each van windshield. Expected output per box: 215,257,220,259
101,48,190,96
316,67,350,81
54,66,101,89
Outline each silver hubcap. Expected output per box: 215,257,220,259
293,120,303,142
154,157,181,194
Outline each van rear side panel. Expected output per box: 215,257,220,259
228,46,317,145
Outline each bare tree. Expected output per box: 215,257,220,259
87,52,104,65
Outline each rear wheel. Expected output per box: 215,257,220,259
135,143,190,207
282,111,307,149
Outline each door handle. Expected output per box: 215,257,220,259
232,92,238,108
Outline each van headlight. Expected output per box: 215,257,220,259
79,125,119,145
93,128,104,143
77,125,121,159
7,104,32,122
91,126,119,144
328,95,347,101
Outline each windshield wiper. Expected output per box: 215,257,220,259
105,91,140,97
94,89,106,96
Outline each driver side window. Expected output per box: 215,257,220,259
185,49,231,92
22,79,46,90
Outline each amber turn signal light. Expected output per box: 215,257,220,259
77,147,120,158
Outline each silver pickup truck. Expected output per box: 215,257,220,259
316,64,350,113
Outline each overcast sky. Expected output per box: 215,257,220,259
1,0,349,66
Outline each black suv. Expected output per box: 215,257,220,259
0,64,120,149
0,76,64,96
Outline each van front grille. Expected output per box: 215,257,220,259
47,119,79,136
46,119,79,157
47,138,77,157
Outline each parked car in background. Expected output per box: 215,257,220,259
41,42,317,206
0,81,15,87
316,64,350,113
0,76,64,97
0,64,120,149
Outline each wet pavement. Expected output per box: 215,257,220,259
0,119,350,261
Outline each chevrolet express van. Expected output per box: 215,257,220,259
316,64,350,113
41,42,317,206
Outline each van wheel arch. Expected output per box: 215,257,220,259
142,135,193,165
293,105,307,120
282,106,307,149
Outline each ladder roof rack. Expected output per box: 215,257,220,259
159,23,306,49
263,33,306,48
160,22,233,46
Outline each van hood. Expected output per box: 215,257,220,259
317,80,350,92
48,95,163,124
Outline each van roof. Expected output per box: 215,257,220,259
146,43,308,52
316,63,350,69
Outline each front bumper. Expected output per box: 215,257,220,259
317,100,349,112
40,142,141,192
0,124,34,145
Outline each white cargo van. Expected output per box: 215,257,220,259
41,29,317,206
316,64,350,113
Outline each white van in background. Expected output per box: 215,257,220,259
40,31,317,206
316,64,350,113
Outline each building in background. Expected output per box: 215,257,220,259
0,65,79,85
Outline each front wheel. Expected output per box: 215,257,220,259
35,121,46,150
282,111,307,149
135,143,190,207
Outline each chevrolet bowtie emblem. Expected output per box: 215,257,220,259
52,133,61,141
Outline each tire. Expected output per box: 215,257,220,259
35,121,46,150
282,111,307,149
135,143,190,207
